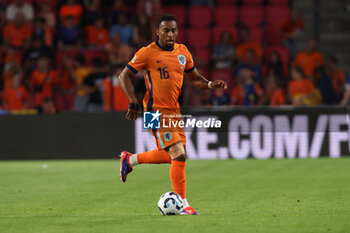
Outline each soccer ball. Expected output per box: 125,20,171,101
157,192,184,215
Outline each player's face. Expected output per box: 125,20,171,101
157,21,178,49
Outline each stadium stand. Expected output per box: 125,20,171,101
0,0,348,113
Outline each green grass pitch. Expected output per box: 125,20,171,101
1,158,350,233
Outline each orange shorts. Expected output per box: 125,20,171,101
150,108,186,150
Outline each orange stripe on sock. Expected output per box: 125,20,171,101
137,149,171,164
170,160,186,199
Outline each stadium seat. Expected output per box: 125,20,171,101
10,0,33,3
198,68,209,80
56,49,79,68
194,48,211,67
268,0,289,5
216,0,238,6
264,46,289,65
176,27,185,44
266,26,282,46
83,49,107,67
186,28,211,49
250,27,264,43
266,5,290,28
241,0,264,5
188,6,212,28
162,6,187,28
210,69,234,88
240,6,264,27
214,6,238,27
213,26,237,44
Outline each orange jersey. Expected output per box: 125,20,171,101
3,86,29,110
127,41,194,111
293,51,324,77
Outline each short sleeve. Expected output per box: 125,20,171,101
183,46,195,73
126,47,148,73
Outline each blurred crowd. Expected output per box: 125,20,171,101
0,0,349,115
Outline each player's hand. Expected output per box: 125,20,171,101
126,108,139,121
211,80,227,89
126,102,140,121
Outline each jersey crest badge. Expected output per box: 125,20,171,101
164,132,172,141
177,55,186,66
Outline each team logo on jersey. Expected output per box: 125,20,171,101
164,132,172,141
131,55,137,63
143,110,161,129
177,55,186,66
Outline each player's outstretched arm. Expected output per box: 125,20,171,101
118,67,139,121
186,68,227,89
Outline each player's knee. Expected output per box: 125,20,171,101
172,153,187,162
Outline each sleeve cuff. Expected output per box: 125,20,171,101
346,84,350,90
126,64,138,73
184,66,195,73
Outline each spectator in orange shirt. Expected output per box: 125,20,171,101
279,9,304,60
325,55,345,99
293,39,325,81
3,12,32,49
59,0,83,26
29,57,57,108
2,72,29,111
236,27,263,63
288,67,321,106
54,55,76,111
102,64,129,111
105,32,132,66
85,17,109,48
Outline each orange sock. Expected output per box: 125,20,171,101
137,149,171,164
170,160,186,199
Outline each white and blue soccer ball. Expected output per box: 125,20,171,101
157,192,184,215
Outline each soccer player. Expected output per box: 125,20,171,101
118,14,227,215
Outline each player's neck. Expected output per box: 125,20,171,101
156,40,174,51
